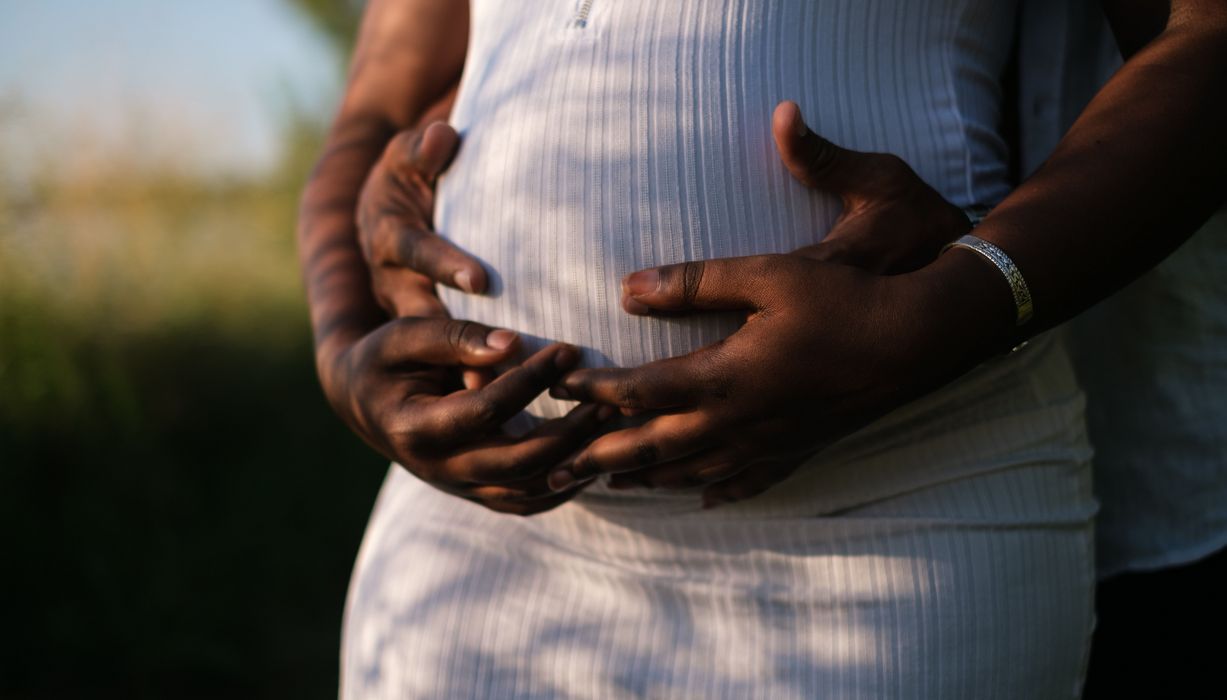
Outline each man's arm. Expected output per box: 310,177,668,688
298,0,468,380
547,0,1227,505
1102,0,1172,57
930,0,1227,365
295,1,606,516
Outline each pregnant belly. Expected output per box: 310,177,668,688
436,110,834,424
434,0,1010,426
435,74,846,426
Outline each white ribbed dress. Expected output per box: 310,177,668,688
341,1,1098,697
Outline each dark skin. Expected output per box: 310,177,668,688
549,0,1227,503
301,0,1227,512
298,0,608,516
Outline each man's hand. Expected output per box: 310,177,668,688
771,100,971,273
327,117,610,515
310,104,608,516
356,121,489,317
321,323,610,515
545,254,982,508
356,102,968,315
541,101,979,507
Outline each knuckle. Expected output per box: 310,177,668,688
697,358,734,401
389,413,430,453
614,376,643,408
445,320,476,354
370,220,401,265
466,394,502,427
633,441,660,467
805,138,842,180
385,130,420,168
570,453,599,479
502,448,551,478
400,234,431,275
681,260,705,306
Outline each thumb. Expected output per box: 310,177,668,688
620,256,780,315
415,121,461,181
384,121,461,182
772,100,869,194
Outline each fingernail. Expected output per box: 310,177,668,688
597,405,616,421
548,469,575,492
622,295,651,315
454,269,475,293
485,329,517,350
793,105,808,138
624,269,660,297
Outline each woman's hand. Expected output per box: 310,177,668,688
320,322,610,515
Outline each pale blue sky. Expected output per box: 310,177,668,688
0,0,343,180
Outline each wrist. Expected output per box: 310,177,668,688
901,247,1023,376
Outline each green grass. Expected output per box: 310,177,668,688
0,122,387,698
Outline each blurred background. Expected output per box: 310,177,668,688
0,2,388,697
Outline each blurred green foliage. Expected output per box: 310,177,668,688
0,3,392,698
288,0,364,50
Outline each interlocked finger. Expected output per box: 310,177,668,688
625,448,749,490
418,344,580,445
451,402,612,484
553,353,713,411
547,412,711,490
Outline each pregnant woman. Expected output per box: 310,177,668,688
297,0,1227,697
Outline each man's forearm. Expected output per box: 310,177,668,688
296,0,467,379
930,1,1227,359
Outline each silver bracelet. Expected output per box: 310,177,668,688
942,234,1035,326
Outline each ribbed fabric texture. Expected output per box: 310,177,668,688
436,0,1016,429
341,336,1097,699
341,2,1098,697
1068,208,1227,577
1019,4,1227,578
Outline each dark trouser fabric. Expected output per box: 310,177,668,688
1083,545,1226,698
